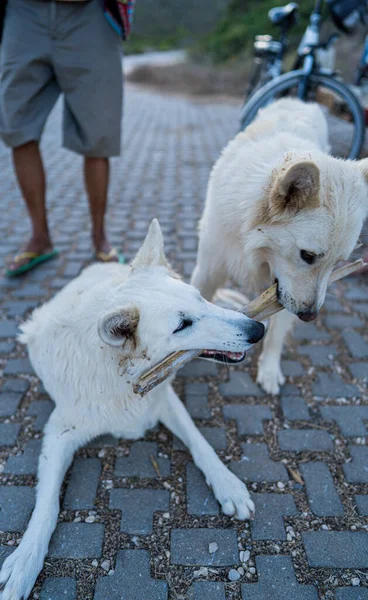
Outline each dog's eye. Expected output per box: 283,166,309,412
300,250,316,265
174,318,193,333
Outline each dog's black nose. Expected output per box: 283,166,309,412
248,321,265,344
297,311,317,322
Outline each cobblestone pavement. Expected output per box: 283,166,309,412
0,83,367,600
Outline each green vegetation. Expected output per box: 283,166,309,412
199,0,317,63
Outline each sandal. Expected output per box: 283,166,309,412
95,248,125,264
5,249,59,278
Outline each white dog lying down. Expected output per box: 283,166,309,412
192,98,368,394
0,220,264,600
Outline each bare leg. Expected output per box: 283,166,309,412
257,310,296,395
159,385,254,520
84,157,117,260
0,411,88,600
7,142,53,273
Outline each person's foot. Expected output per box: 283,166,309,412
6,235,54,276
94,235,119,263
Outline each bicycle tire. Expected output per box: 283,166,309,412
239,69,365,160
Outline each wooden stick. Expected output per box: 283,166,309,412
133,259,366,396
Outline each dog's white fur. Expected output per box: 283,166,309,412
192,98,368,394
0,220,265,600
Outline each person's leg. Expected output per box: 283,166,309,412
84,156,116,257
6,142,53,272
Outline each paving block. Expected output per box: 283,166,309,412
251,494,298,540
344,446,368,483
115,441,170,478
12,284,45,298
312,373,359,398
64,457,101,509
187,581,225,600
353,302,368,315
110,488,169,534
4,439,42,475
0,341,15,354
174,427,226,451
27,400,54,430
48,523,104,558
342,330,368,359
0,546,14,568
2,379,29,394
171,529,238,566
3,300,38,318
185,383,211,419
335,588,368,599
320,406,368,436
186,463,219,516
0,486,35,530
303,531,368,567
281,396,311,421
294,323,330,341
300,462,344,516
94,550,168,600
325,315,363,329
0,391,23,417
345,285,367,300
180,360,218,377
298,345,338,366
40,578,77,600
278,429,333,452
223,404,272,435
355,495,368,515
0,320,18,338
0,423,21,446
241,555,318,599
4,357,34,375
230,443,288,482
219,372,264,397
349,363,367,379
281,360,304,377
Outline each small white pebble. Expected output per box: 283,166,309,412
92,559,98,567
351,578,360,586
193,567,208,578
98,449,105,458
74,516,81,523
238,567,244,576
286,534,293,542
228,569,241,582
249,567,256,574
240,550,250,563
209,542,218,554
6,540,15,546
163,512,170,519
321,524,329,530
277,482,285,489
132,536,139,546
108,570,115,576
351,525,357,531
101,560,110,572
85,515,95,523
165,550,170,559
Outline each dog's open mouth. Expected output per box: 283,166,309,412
199,350,246,364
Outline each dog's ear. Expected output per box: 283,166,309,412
98,307,140,347
270,161,320,218
132,219,169,271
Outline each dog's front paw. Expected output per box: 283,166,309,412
0,545,42,600
211,469,254,520
257,356,285,395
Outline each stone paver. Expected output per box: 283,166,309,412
278,429,334,452
251,493,298,540
171,529,238,565
300,462,344,516
242,556,318,599
303,531,368,568
223,404,272,435
40,578,77,600
94,550,168,600
110,488,169,534
48,523,104,558
231,443,289,482
0,80,367,599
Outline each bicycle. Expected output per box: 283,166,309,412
240,0,367,159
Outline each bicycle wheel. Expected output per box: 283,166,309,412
239,69,365,159
244,59,273,102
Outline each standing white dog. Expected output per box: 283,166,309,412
0,220,264,600
192,98,368,394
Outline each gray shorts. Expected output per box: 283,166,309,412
0,0,123,156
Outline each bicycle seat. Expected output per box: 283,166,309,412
268,2,298,26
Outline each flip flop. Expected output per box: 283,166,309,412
95,248,125,264
5,249,59,278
